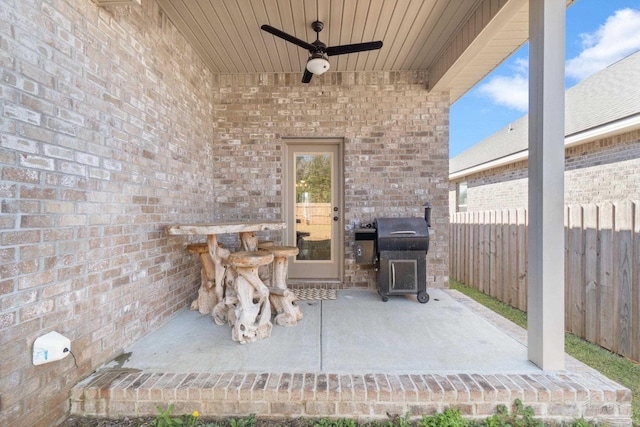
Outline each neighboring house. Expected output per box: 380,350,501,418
449,50,640,213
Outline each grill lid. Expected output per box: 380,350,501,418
375,217,429,252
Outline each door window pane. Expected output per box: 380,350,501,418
295,153,332,261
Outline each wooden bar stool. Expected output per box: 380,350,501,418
187,242,225,315
257,240,275,285
227,250,274,344
263,246,303,327
257,240,274,249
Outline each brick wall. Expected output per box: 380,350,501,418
449,129,640,212
450,161,528,212
0,0,214,425
1,2,452,425
212,72,450,289
565,130,640,204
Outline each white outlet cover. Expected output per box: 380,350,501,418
33,331,70,366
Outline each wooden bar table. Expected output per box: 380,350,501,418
165,221,286,343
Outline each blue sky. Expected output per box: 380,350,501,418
449,0,640,158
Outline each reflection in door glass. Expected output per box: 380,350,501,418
295,153,332,261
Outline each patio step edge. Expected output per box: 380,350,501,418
69,369,632,426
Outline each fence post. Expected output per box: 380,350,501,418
614,200,634,358
583,204,599,344
567,205,585,338
599,202,615,351
508,209,518,307
633,200,640,362
496,210,504,301
516,208,528,311
455,212,462,281
469,211,477,289
478,211,487,293
489,210,497,298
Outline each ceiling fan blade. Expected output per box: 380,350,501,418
261,24,315,51
301,69,313,83
326,41,383,56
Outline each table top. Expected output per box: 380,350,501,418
165,221,286,235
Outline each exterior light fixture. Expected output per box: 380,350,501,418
306,53,330,75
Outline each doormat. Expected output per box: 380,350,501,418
291,287,338,301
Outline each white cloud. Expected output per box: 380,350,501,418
512,57,529,74
566,8,640,80
475,8,640,112
477,64,529,112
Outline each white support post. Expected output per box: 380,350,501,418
527,0,566,370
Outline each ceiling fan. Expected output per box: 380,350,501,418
261,21,383,83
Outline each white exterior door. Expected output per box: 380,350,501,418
284,139,343,282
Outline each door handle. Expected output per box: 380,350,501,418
391,262,396,287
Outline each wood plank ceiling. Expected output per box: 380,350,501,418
153,0,569,101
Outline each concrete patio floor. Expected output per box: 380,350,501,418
70,289,632,425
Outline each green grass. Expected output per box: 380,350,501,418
145,404,590,426
449,279,640,426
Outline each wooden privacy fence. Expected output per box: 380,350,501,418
295,203,331,225
450,201,640,362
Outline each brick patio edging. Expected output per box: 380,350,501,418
70,368,632,425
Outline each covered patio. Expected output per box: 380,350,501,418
70,289,631,424
0,0,633,426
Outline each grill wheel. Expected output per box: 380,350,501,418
417,291,430,304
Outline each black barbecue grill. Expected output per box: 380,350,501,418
375,215,430,303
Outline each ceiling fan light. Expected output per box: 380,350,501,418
306,56,330,75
